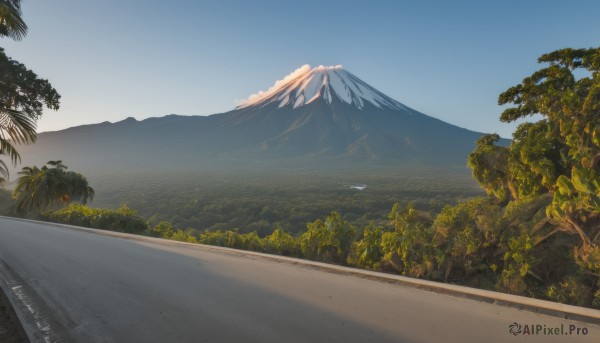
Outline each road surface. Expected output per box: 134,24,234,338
0,217,597,342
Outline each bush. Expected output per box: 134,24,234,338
148,221,198,243
264,227,300,256
44,203,148,234
348,226,386,270
299,212,356,264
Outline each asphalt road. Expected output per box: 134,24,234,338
0,217,598,343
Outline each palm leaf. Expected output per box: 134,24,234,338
0,0,27,40
13,164,95,212
0,158,7,185
0,107,37,164
0,107,37,143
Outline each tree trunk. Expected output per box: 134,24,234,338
507,180,519,203
566,215,592,247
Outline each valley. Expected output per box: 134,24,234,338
85,167,482,235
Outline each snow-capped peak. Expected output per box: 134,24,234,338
236,65,407,111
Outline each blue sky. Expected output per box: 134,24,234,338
2,0,600,137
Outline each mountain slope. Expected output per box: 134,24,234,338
13,65,500,174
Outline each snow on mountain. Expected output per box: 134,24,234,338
237,64,408,112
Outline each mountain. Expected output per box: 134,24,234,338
236,64,406,111
13,65,500,175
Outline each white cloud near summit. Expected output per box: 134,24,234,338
236,64,312,108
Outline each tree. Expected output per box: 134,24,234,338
13,161,94,213
348,225,386,270
0,0,27,40
468,134,513,202
300,212,356,264
507,120,567,201
0,1,59,185
0,48,60,184
382,203,436,278
498,48,600,254
468,122,569,205
264,227,299,256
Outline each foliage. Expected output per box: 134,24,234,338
31,194,600,308
0,1,56,185
546,276,594,308
44,203,147,234
348,226,386,270
263,227,300,256
464,46,600,304
89,169,481,235
299,211,356,264
508,121,567,200
148,221,198,243
432,199,502,284
195,229,263,251
498,47,600,252
0,0,27,40
12,161,94,214
500,233,535,294
0,48,60,184
467,123,566,204
381,203,436,278
468,134,512,202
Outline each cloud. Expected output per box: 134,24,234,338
314,64,343,71
236,64,312,108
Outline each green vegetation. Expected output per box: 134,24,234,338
0,1,60,185
43,203,146,234
12,161,94,214
87,168,480,235
36,194,598,307
37,195,596,308
0,0,27,40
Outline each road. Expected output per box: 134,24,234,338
0,217,597,342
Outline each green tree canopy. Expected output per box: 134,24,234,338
465,47,600,282
467,134,512,202
300,211,356,264
13,161,94,213
0,48,60,184
498,48,600,250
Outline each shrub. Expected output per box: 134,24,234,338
44,203,148,234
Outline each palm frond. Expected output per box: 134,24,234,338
0,138,20,164
0,158,7,186
46,160,67,169
13,164,95,213
0,0,27,40
0,158,7,177
0,107,37,144
0,107,37,165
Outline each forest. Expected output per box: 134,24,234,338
84,167,481,235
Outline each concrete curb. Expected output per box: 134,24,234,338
2,215,600,327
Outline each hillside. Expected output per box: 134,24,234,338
13,65,504,175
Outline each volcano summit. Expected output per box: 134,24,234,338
237,64,406,111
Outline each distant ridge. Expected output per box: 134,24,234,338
14,65,505,175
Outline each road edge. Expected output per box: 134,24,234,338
0,270,29,343
0,256,73,343
2,215,600,326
